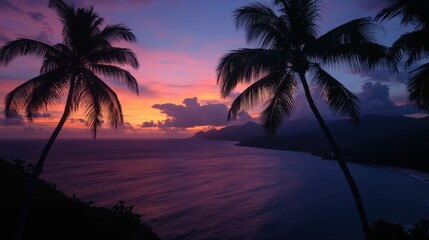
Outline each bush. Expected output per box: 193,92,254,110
370,219,429,240
0,159,160,240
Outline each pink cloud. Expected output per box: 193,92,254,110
143,97,254,131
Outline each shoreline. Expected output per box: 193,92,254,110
379,166,429,184
234,141,429,182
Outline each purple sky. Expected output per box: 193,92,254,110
0,0,423,138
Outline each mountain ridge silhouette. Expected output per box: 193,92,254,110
192,115,429,172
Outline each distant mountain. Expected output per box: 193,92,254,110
192,122,264,141
193,115,429,172
326,114,429,145
192,118,321,142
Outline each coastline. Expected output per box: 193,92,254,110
234,141,429,181
379,166,429,184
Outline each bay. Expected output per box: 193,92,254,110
1,138,429,240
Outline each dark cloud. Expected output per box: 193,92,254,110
148,97,254,130
152,97,227,128
32,112,53,119
141,120,156,127
69,118,86,124
235,111,253,123
358,82,420,115
27,11,46,22
288,92,335,120
0,32,11,43
354,61,410,84
288,82,421,120
0,112,52,126
122,122,134,130
0,0,23,12
29,31,52,44
69,118,107,128
0,114,24,126
360,82,390,101
357,69,409,84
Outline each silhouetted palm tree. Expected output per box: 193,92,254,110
217,0,393,239
376,0,429,110
0,0,139,238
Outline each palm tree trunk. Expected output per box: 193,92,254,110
299,73,371,240
12,78,76,240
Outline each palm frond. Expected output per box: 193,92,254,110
309,64,360,122
307,18,395,72
88,47,139,69
375,0,429,29
91,64,139,95
97,24,137,43
217,48,288,97
0,39,59,66
71,79,85,113
76,6,104,37
40,43,69,74
80,81,103,138
391,30,429,67
408,63,429,110
67,6,104,52
41,58,61,75
4,83,34,120
275,0,320,44
49,0,76,41
4,69,64,120
234,2,290,49
228,71,284,121
49,0,74,24
260,72,297,134
25,70,69,121
80,71,124,137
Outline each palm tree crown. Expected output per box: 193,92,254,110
218,0,392,133
0,2,140,238
376,0,429,110
217,0,393,239
376,0,429,29
0,0,139,137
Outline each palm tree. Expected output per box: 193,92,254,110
376,0,429,110
217,0,393,239
0,0,139,238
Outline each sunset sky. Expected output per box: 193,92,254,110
0,0,423,138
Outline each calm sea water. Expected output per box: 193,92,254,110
1,138,429,240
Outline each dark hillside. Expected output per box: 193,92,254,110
194,115,429,172
0,159,160,240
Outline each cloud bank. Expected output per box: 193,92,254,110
142,97,254,130
358,82,419,116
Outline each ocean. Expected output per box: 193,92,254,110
1,138,429,240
